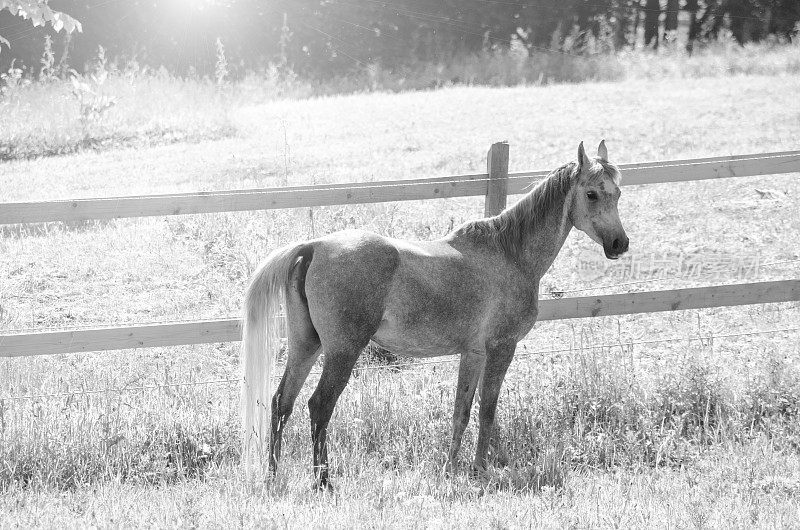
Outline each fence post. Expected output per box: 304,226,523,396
484,141,509,217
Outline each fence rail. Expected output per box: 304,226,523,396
1,144,798,359
1,151,798,225
1,280,797,358
5,326,799,401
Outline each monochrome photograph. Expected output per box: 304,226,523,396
1,0,799,527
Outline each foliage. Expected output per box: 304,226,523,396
0,58,21,90
69,46,115,127
0,0,80,51
1,1,798,79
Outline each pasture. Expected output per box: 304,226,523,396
1,73,799,527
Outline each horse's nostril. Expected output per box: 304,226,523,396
611,239,621,251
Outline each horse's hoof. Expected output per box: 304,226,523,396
443,461,456,477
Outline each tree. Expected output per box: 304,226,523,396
0,0,80,53
643,0,661,48
685,0,700,53
664,0,679,42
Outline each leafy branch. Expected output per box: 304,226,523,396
0,0,81,51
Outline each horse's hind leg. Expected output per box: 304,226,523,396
307,343,363,491
269,270,321,474
269,339,320,474
446,352,485,474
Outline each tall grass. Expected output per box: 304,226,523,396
2,325,798,491
299,38,800,95
0,65,236,161
2,39,799,162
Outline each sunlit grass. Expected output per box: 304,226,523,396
0,72,236,161
1,40,798,162
0,65,799,526
8,441,800,528
1,330,799,526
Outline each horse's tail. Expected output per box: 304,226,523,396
241,241,309,473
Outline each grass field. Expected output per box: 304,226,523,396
1,70,799,527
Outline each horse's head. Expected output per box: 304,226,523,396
569,141,629,260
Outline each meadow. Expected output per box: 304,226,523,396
0,55,799,527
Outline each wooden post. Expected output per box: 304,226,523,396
484,141,509,217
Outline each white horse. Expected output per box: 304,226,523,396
242,141,629,489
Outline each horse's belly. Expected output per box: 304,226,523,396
371,319,473,358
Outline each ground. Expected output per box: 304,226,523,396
0,73,799,528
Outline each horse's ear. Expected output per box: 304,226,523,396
597,140,608,161
577,141,592,171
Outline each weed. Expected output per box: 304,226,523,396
215,37,228,87
39,35,56,83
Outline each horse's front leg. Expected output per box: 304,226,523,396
445,352,485,474
472,342,515,474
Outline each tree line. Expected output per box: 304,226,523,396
1,0,798,78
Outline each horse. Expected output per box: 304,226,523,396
241,141,629,490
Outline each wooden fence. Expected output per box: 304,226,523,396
1,145,799,358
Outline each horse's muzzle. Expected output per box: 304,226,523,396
604,235,629,260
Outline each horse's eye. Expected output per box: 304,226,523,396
586,191,599,201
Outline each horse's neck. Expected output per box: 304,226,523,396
510,185,573,279
447,173,574,277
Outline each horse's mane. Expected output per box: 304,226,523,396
454,158,618,258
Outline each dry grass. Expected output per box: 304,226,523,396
616,39,800,81
1,39,798,163
3,443,800,528
0,71,236,161
320,38,800,94
0,70,799,526
2,339,800,526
